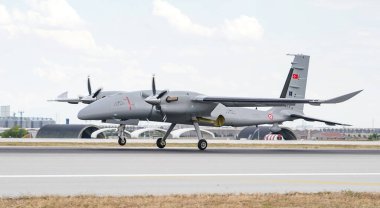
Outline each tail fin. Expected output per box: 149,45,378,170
279,54,310,112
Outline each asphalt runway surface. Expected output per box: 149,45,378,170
0,146,380,196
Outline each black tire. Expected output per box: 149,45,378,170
156,138,166,149
118,136,126,146
198,139,207,151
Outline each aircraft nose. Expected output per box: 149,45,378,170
77,106,92,120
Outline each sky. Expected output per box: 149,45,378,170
0,0,379,128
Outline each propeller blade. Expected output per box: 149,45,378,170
152,75,156,96
87,76,92,95
92,88,102,98
156,90,168,99
159,109,167,122
147,105,154,120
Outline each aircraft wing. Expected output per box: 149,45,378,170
289,114,350,126
48,92,95,104
193,90,362,107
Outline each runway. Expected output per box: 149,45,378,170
0,147,380,196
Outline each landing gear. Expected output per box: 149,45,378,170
193,117,208,151
156,123,176,149
156,138,166,148
117,124,127,146
197,139,207,151
118,136,126,146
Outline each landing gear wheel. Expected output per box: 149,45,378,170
198,139,207,151
118,136,126,146
156,138,166,149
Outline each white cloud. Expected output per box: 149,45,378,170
153,0,214,37
222,15,264,41
153,0,264,41
25,0,84,28
0,4,11,24
0,0,124,58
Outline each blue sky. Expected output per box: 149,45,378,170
0,0,379,128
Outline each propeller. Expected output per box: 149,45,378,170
87,76,92,95
87,76,103,99
145,75,168,121
92,88,103,98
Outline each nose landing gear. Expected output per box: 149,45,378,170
117,124,127,146
118,136,126,146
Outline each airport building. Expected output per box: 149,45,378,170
0,116,56,128
0,105,56,128
0,106,10,117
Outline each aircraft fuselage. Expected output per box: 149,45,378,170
77,90,291,127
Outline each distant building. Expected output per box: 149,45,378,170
0,106,10,117
0,117,55,128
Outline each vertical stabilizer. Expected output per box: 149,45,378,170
279,54,310,112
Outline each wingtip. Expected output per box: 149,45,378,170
351,89,363,97
355,89,364,93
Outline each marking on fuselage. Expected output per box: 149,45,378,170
268,113,274,121
124,96,133,111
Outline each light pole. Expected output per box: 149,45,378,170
19,111,24,128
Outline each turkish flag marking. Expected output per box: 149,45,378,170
292,73,299,79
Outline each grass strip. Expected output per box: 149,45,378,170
1,191,380,208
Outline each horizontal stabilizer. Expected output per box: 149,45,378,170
321,90,363,104
290,114,350,126
57,91,68,99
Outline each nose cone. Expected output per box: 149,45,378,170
77,95,117,120
77,105,93,120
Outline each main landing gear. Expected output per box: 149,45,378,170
118,124,127,146
156,123,176,149
197,139,207,151
193,117,207,151
155,121,208,151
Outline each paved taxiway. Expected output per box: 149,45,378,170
0,147,380,196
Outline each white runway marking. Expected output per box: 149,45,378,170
1,173,380,178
